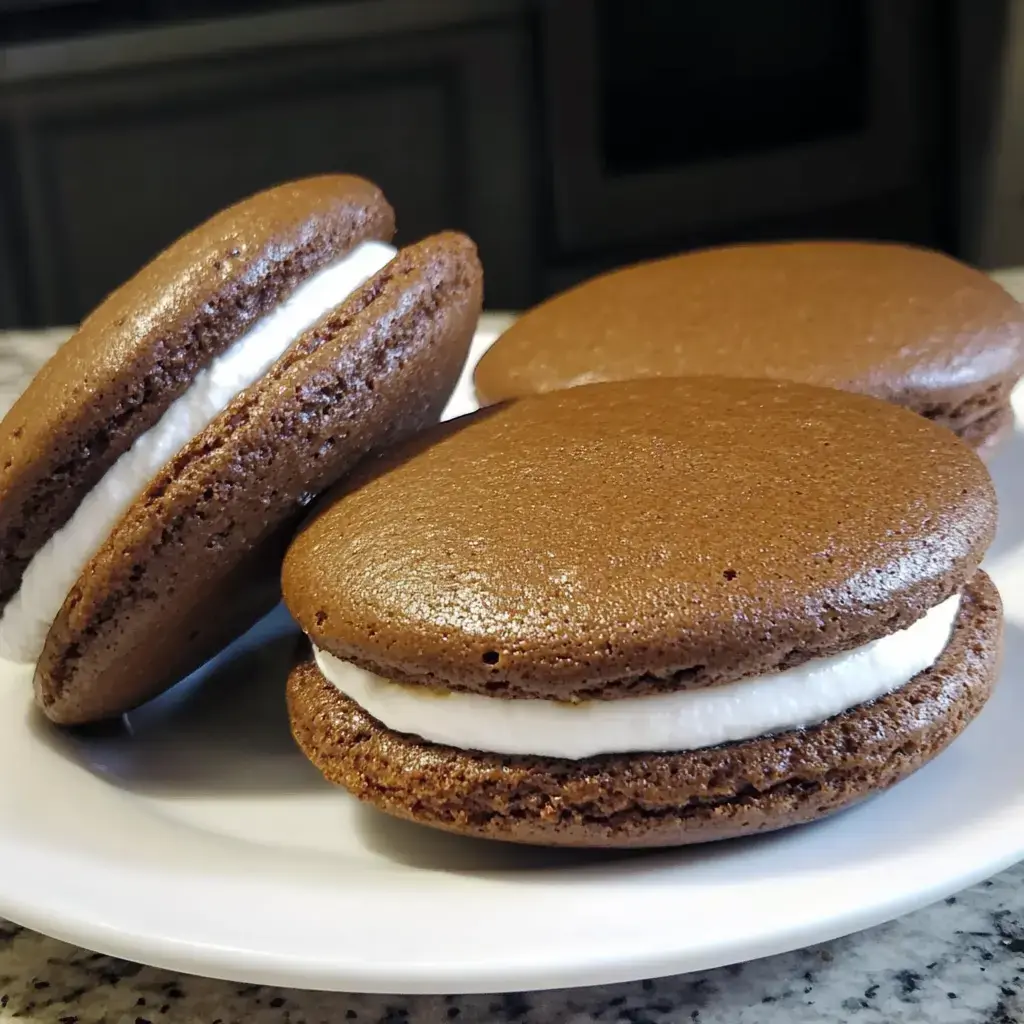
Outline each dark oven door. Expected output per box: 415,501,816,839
542,0,945,267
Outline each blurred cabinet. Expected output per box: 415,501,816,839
0,0,1013,325
0,134,23,326
0,0,537,325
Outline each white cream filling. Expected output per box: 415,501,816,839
314,594,961,759
0,239,398,665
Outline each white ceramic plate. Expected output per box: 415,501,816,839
0,329,1021,995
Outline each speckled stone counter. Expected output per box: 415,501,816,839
0,319,1021,1024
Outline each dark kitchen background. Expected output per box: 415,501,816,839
0,0,1021,328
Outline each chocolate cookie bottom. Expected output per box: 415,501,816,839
287,572,1002,848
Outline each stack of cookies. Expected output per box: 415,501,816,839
1,176,1018,850
283,377,1002,846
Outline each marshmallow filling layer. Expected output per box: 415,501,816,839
313,593,961,759
0,240,397,664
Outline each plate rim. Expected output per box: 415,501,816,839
0,327,1021,994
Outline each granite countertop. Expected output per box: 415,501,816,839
0,317,1021,1024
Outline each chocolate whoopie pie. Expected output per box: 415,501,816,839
474,241,1024,452
0,175,483,725
284,377,1002,848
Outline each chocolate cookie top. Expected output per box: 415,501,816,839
36,231,482,725
473,242,1024,414
283,377,996,700
0,174,393,608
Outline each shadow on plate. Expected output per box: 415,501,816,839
30,604,324,797
349,786,888,882
352,800,645,873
